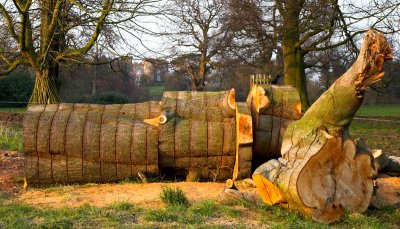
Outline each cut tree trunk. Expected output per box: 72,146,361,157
247,84,301,168
253,30,393,224
24,102,161,186
158,90,237,181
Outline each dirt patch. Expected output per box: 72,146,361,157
0,112,24,124
17,182,227,209
0,151,234,209
0,150,24,196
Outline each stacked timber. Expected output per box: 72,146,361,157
158,90,238,181
23,102,161,185
247,84,301,167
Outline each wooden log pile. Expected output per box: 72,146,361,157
252,30,395,223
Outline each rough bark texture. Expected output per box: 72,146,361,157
158,90,237,181
253,30,393,224
24,102,161,185
24,90,243,185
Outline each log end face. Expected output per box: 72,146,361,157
158,115,167,125
238,114,253,145
228,88,236,110
296,137,375,223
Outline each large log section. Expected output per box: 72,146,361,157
24,102,161,185
24,90,253,185
247,84,302,168
253,30,394,223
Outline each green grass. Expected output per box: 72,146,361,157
1,198,398,228
0,107,26,113
149,85,164,100
356,104,400,117
0,123,23,151
144,200,241,225
160,186,190,207
0,201,142,228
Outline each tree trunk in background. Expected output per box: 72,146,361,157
29,70,61,104
253,30,393,224
279,0,310,111
282,44,309,111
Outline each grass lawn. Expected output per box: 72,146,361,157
1,195,399,228
0,123,23,151
0,107,26,113
149,85,165,100
356,104,400,117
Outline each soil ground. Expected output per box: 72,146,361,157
0,150,24,197
0,150,234,209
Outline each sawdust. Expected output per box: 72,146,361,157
17,182,226,209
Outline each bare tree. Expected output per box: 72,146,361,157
222,0,399,110
224,0,279,75
161,0,232,91
0,0,155,104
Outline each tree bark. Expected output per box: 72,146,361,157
29,70,61,104
278,0,310,111
253,30,393,224
282,44,309,111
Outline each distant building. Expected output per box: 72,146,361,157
131,59,169,86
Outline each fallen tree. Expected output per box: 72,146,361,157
253,30,394,223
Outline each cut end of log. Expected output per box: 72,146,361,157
372,149,389,172
225,179,238,190
238,114,253,145
246,85,269,114
158,115,167,125
252,173,284,205
228,88,236,110
296,138,375,223
256,87,269,112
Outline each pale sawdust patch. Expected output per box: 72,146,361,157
17,182,227,209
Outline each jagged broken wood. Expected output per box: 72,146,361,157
253,30,394,224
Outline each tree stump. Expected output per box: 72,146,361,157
253,30,393,224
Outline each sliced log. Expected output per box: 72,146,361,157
247,84,301,168
24,103,160,186
253,30,393,224
158,90,238,181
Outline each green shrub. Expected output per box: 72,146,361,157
160,186,190,207
97,91,128,104
0,68,34,108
